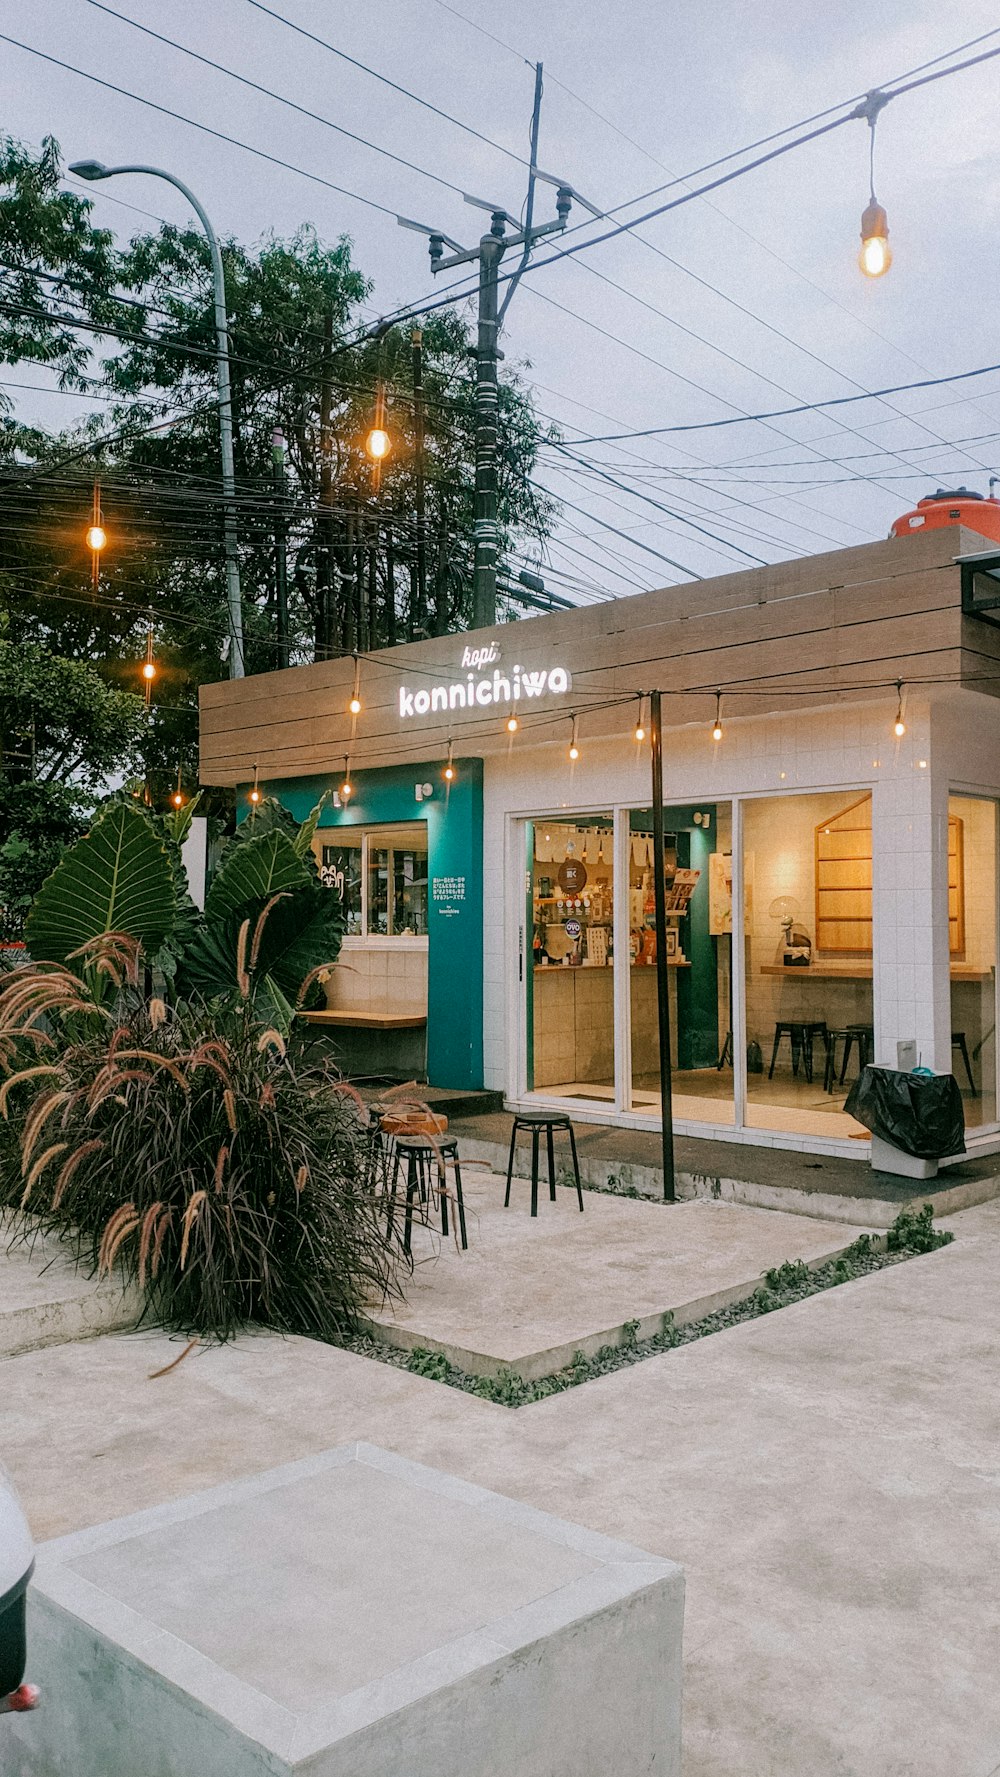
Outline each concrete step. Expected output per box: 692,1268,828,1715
446,1114,1000,1228
1,1225,138,1359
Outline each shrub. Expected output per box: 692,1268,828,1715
0,939,396,1341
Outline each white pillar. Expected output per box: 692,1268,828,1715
872,710,951,1073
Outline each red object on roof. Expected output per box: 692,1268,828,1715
891,488,1000,546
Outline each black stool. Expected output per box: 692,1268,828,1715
823,1025,873,1093
387,1136,467,1254
952,1032,977,1095
504,1113,584,1217
768,1021,828,1084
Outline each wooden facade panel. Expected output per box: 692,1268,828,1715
199,528,985,784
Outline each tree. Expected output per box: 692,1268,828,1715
0,638,147,940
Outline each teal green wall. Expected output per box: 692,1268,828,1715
257,761,484,1089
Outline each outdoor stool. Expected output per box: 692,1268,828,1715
768,1021,828,1084
387,1136,467,1255
823,1025,872,1093
952,1032,977,1095
504,1113,584,1217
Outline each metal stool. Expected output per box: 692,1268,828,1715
952,1032,977,1095
387,1136,467,1254
823,1025,872,1093
504,1113,584,1217
768,1021,828,1084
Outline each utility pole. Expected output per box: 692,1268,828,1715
397,66,600,631
317,308,336,659
271,427,289,670
410,327,428,632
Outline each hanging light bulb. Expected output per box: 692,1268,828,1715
365,426,390,461
141,614,156,705
444,740,455,782
858,92,892,279
86,523,106,552
506,712,518,734
171,764,185,809
634,696,646,743
568,714,580,761
249,762,261,807
341,757,353,800
87,478,106,590
894,680,906,738
712,690,723,742
348,652,362,716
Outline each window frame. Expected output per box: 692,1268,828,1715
318,822,429,945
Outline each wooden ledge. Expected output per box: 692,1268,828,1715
302,1010,427,1030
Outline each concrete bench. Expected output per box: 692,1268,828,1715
13,1442,683,1777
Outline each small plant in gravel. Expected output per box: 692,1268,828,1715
346,1205,955,1408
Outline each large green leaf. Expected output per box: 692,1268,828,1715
204,829,310,923
25,803,176,966
292,793,332,862
177,882,345,1022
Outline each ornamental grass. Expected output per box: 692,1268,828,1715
0,940,397,1342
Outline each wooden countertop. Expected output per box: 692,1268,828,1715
302,1010,427,1028
534,959,690,974
760,963,993,982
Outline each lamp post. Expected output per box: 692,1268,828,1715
69,159,245,678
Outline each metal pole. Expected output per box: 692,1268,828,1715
650,690,677,1201
472,216,505,631
271,427,289,670
69,162,244,677
410,327,428,632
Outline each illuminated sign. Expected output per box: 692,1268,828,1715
399,659,572,720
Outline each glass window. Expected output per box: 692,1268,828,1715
528,815,615,1103
627,803,734,1126
742,791,873,1140
318,833,363,935
366,825,428,937
313,823,428,938
948,796,997,1129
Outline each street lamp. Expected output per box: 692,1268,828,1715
69,159,245,678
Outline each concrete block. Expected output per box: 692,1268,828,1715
9,1443,683,1777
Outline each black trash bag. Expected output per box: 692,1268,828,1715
844,1066,965,1160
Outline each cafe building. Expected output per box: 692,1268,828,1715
199,503,1000,1160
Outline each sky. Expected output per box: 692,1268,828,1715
3,0,1000,604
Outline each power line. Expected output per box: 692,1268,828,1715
82,1,481,206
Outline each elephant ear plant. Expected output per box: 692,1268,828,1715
0,796,390,1341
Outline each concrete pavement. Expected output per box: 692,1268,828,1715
2,1199,998,1776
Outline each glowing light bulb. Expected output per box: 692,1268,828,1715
444,764,454,781
635,724,645,742
172,791,184,808
365,427,390,461
712,721,723,742
142,661,156,682
341,780,352,800
87,524,106,551
249,788,261,805
569,742,579,760
859,202,891,278
506,714,518,734
349,695,362,715
894,717,906,738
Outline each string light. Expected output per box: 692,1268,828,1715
444,740,455,782
858,91,891,279
506,712,518,734
249,762,261,807
348,651,362,716
634,696,646,743
568,714,580,761
87,478,105,589
171,763,185,809
341,756,353,800
141,614,156,706
712,690,723,741
365,373,391,491
894,680,906,737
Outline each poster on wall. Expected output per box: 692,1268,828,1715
709,851,754,935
